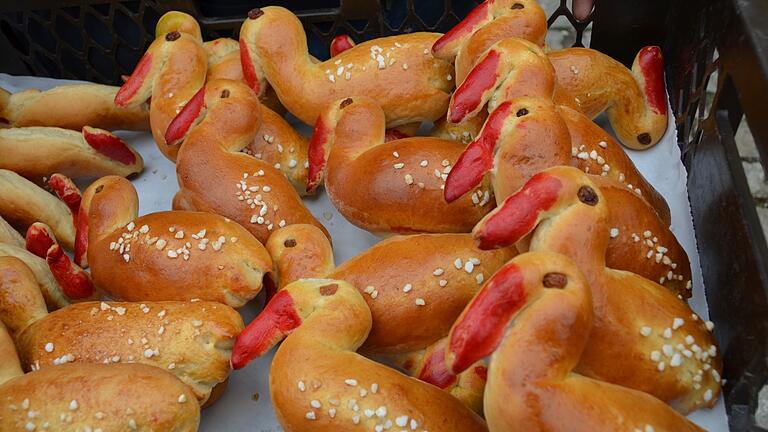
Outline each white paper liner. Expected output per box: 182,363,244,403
0,73,728,431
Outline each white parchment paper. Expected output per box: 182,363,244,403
0,73,728,431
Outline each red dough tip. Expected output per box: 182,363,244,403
231,290,302,369
83,127,137,165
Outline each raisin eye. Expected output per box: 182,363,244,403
637,133,652,145
543,272,567,288
248,8,264,19
577,186,598,206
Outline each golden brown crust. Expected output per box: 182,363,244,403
266,225,334,289
240,6,453,127
594,177,692,297
0,216,24,248
175,79,327,244
0,322,22,385
549,47,667,149
430,112,487,144
0,243,69,310
117,12,207,161
85,176,273,307
334,234,515,354
0,84,149,131
480,167,720,413
0,362,200,431
0,169,75,250
452,0,547,82
0,126,144,180
245,106,310,195
318,97,493,234
17,300,243,404
447,252,702,431
560,105,671,224
0,256,47,338
268,225,516,355
204,37,286,115
268,280,487,431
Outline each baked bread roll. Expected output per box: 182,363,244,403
266,224,516,354
471,166,721,413
0,84,149,131
239,6,454,127
435,1,667,149
115,11,207,161
0,126,143,180
79,176,272,307
0,169,75,250
445,37,670,222
308,96,493,234
443,91,691,296
169,79,327,244
0,321,200,431
231,279,488,431
0,255,242,405
439,251,704,431
264,225,515,413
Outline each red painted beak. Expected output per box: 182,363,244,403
432,1,491,58
417,339,458,389
83,127,137,165
164,87,206,146
48,174,82,219
448,262,527,374
306,113,333,194
443,101,513,203
239,38,262,95
115,52,153,107
473,172,562,250
25,223,55,259
46,244,94,299
330,34,355,57
637,46,667,115
74,204,89,268
448,49,501,124
231,290,303,369
384,128,411,142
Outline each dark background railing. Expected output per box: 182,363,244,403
0,0,766,429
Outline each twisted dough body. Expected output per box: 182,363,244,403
240,6,454,127
436,0,668,149
115,11,207,161
472,167,720,413
232,279,488,431
444,252,703,431
172,79,326,244
266,225,514,413
79,176,272,307
309,97,493,234
204,38,310,194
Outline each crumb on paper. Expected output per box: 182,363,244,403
323,212,333,221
